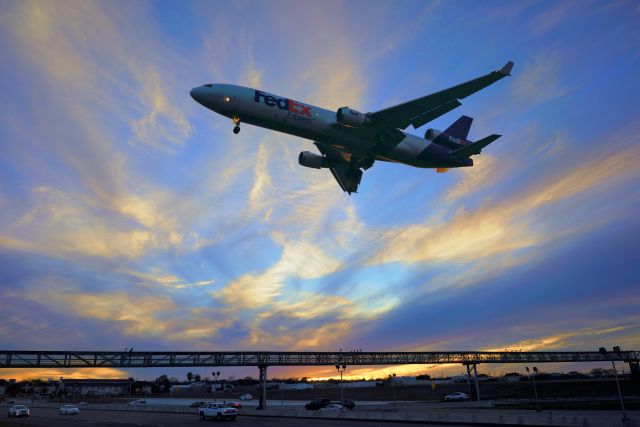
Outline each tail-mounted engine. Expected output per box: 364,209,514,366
336,107,372,128
425,128,470,148
424,128,441,141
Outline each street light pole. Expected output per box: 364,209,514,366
335,364,346,406
600,347,629,422
211,371,220,403
526,367,541,412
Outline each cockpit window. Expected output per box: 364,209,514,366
204,84,213,87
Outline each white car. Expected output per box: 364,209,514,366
198,402,237,420
238,393,252,401
59,404,80,415
445,392,470,401
128,399,147,407
318,403,344,413
8,404,30,418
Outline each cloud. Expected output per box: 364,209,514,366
125,268,215,290
532,1,576,35
512,52,569,106
217,236,341,309
10,279,233,344
2,368,128,382
368,139,640,287
443,155,500,203
0,186,183,260
130,69,192,151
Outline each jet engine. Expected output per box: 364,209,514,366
298,151,329,169
424,128,441,140
336,107,372,128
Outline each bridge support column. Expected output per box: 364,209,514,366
473,363,481,401
465,363,481,401
629,361,639,380
257,365,268,410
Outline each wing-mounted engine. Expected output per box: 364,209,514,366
298,151,330,169
336,107,372,128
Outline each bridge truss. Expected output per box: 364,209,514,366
2,350,638,369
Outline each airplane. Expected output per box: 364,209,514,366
190,61,514,194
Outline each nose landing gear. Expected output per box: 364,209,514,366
232,116,241,134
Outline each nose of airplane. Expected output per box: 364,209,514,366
190,86,204,104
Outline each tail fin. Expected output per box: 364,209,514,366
443,115,473,140
451,134,501,159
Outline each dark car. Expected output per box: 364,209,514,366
305,398,331,410
332,399,355,409
189,401,205,408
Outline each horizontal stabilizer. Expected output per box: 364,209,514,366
451,134,501,158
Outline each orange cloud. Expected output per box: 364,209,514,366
1,367,127,382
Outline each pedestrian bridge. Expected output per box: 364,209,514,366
2,349,638,369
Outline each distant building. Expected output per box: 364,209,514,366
57,379,132,397
278,383,314,390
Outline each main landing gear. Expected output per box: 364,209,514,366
232,116,241,134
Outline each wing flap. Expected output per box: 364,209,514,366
409,99,462,129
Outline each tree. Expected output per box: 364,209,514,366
6,382,21,397
154,375,171,393
194,374,201,382
416,374,431,380
187,372,194,382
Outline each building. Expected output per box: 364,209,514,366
57,379,132,398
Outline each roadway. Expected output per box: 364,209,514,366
0,406,467,427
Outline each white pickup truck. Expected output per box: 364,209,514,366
198,402,238,421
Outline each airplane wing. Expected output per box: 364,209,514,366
368,61,513,130
314,142,363,194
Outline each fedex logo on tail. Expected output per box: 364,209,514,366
254,90,312,117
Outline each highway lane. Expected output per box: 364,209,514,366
0,406,469,427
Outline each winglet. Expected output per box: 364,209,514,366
499,61,514,76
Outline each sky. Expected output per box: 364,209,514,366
0,0,639,382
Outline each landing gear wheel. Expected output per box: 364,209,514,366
233,126,240,134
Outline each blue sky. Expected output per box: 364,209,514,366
0,0,639,381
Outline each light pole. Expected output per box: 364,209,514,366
335,364,346,406
391,373,397,404
211,371,221,403
525,367,541,412
599,347,628,422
